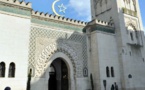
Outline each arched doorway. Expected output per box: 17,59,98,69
4,87,11,90
48,58,68,90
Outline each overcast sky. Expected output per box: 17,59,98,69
24,0,145,30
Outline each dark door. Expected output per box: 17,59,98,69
49,59,69,90
49,72,56,90
61,61,68,90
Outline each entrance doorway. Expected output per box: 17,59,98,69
48,58,69,90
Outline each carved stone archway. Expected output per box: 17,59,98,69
46,52,76,90
35,43,81,78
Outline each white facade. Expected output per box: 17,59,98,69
0,3,31,90
0,0,145,90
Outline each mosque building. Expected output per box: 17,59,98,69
0,0,145,90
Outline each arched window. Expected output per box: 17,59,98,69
4,87,11,90
8,62,15,77
106,67,110,77
83,68,88,77
130,32,133,41
132,0,136,11
0,62,5,77
111,67,115,77
128,24,138,41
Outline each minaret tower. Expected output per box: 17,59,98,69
88,0,145,90
91,0,144,30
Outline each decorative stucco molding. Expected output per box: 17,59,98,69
35,43,82,78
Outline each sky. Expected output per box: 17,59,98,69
139,0,145,30
24,0,145,30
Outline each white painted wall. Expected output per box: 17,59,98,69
90,31,101,90
96,32,120,90
0,13,31,90
90,31,121,90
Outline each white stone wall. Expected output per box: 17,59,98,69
122,45,145,90
96,32,120,90
90,31,120,90
90,31,101,90
91,0,145,89
0,13,31,90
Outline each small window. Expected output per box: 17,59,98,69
130,32,134,41
0,62,5,77
122,49,124,53
143,58,144,62
135,31,138,38
130,51,132,56
106,67,110,77
83,68,88,77
8,62,15,77
111,67,115,77
128,74,132,78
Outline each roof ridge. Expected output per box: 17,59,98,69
32,10,88,26
89,19,115,28
0,0,31,8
